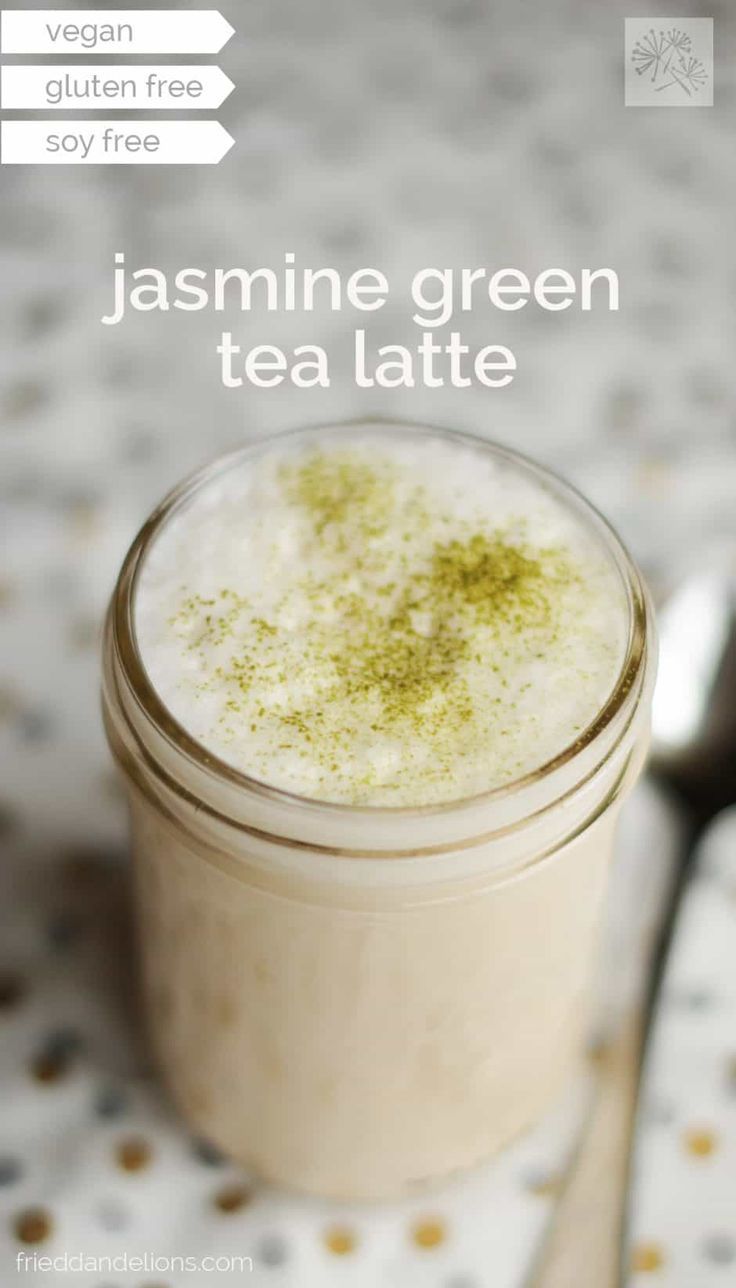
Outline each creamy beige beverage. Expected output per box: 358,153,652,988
102,423,655,1199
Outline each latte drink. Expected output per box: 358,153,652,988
103,423,655,1199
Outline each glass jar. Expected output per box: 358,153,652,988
102,423,656,1200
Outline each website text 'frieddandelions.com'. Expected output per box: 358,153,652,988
16,1251,254,1275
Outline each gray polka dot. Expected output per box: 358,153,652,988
2,379,48,420
96,1199,129,1232
32,1028,84,1083
58,485,100,514
67,615,99,652
18,709,54,744
702,1233,736,1265
321,220,369,256
23,295,65,337
43,1028,84,1061
103,354,137,389
47,911,84,950
0,1157,22,1186
643,1096,676,1127
606,383,643,435
118,427,158,463
652,237,688,280
192,1138,225,1167
429,0,483,27
667,985,714,1011
257,1234,289,1267
94,1086,128,1119
534,135,576,170
492,64,535,104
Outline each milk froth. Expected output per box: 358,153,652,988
135,428,627,806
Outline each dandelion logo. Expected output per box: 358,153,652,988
625,18,713,106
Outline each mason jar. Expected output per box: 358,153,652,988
102,423,656,1200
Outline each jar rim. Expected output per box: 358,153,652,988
109,418,650,827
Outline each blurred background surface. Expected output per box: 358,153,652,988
2,0,735,843
1,2,735,1285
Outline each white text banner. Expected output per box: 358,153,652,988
1,120,235,164
1,65,235,110
0,11,235,55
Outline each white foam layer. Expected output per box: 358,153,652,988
135,429,628,806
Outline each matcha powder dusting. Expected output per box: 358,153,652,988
137,434,627,806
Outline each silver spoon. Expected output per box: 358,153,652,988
651,554,736,817
534,551,736,1288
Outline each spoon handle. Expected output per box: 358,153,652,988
532,782,682,1288
532,1009,646,1288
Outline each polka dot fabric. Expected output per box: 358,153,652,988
1,0,733,1282
627,807,736,1287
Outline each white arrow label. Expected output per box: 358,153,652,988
1,121,235,164
1,65,235,110
0,10,234,55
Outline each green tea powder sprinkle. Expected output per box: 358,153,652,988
141,440,624,805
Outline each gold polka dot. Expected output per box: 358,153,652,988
116,1137,152,1172
526,1172,563,1198
67,500,100,538
67,616,99,651
630,1241,665,1272
214,1183,251,1214
14,1207,53,1245
587,1036,612,1068
635,458,672,498
31,1050,71,1084
324,1226,357,1255
0,972,25,1011
683,1127,717,1157
411,1217,447,1249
